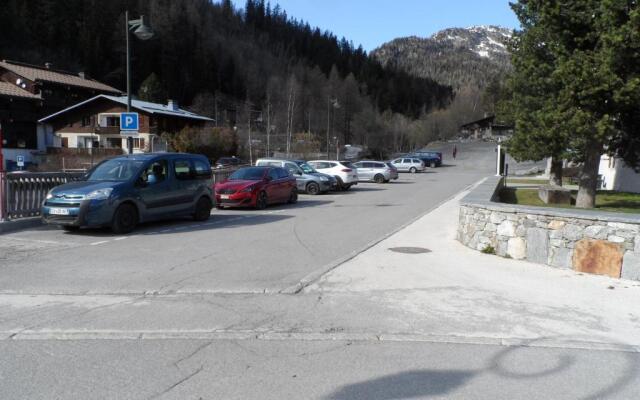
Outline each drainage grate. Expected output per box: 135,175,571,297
388,247,431,254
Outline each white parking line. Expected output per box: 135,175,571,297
90,241,110,246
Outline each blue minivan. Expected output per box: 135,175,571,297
42,153,214,234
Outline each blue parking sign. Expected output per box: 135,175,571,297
120,113,139,131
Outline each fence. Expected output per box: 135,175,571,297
1,172,84,220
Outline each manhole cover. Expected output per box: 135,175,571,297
388,247,431,254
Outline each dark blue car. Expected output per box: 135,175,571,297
408,151,443,168
42,153,214,234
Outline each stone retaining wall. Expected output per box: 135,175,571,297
458,177,640,281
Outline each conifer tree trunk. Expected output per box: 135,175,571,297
549,157,563,186
575,142,601,209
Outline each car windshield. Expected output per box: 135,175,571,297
86,159,145,182
298,163,316,174
340,161,354,168
228,167,266,181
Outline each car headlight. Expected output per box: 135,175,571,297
85,188,113,200
320,177,329,182
240,185,255,193
45,191,54,200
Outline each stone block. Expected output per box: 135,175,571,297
573,239,624,278
516,225,526,237
608,235,626,244
584,225,606,239
635,236,640,253
548,220,566,230
490,213,506,224
497,220,516,237
622,252,640,281
549,229,563,239
563,224,584,241
538,185,572,205
615,230,636,240
508,237,527,260
527,228,549,264
497,240,508,257
485,223,497,233
550,247,572,269
550,239,565,248
506,214,519,222
608,222,639,232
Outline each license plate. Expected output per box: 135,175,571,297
49,207,70,215
220,195,230,200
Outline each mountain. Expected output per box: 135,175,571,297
372,26,513,90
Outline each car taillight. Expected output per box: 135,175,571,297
341,168,352,172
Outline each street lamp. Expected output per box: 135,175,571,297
326,97,339,159
125,11,154,155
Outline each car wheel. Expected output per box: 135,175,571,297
374,174,385,184
342,184,351,191
111,203,138,234
306,182,320,195
288,188,298,204
216,205,224,210
335,177,345,191
430,161,437,168
193,197,212,221
62,225,80,232
255,191,268,210
409,167,417,174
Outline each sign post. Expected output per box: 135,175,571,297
120,113,139,154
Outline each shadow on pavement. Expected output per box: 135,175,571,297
327,370,474,400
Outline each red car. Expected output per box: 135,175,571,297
214,166,298,209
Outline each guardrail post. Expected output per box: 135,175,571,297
0,171,6,221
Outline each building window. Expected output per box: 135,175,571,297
106,138,122,148
132,138,145,149
105,116,120,127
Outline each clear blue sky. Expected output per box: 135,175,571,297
230,0,520,52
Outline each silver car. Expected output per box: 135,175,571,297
352,161,393,183
255,159,332,195
391,158,426,173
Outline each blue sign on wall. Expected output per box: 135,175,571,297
120,113,139,131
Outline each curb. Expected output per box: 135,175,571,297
0,217,43,235
279,177,489,294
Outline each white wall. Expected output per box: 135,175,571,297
599,155,640,193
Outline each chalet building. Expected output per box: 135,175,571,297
0,60,120,169
459,115,514,141
39,95,213,154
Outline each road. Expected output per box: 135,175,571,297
2,141,638,399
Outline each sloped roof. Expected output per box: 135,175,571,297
0,81,42,100
0,60,120,93
39,95,213,123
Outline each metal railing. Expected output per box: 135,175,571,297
1,172,84,220
0,166,244,221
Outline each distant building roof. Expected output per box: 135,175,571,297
0,60,120,94
39,95,214,123
0,81,41,100
460,115,496,129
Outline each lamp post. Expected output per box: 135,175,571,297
326,97,339,159
247,109,262,165
125,11,154,155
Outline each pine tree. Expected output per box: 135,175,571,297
138,73,167,103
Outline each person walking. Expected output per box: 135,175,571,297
453,145,458,160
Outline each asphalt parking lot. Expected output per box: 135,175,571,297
0,142,496,295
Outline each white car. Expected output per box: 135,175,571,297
391,158,426,173
308,160,359,191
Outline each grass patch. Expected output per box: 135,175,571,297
500,188,640,214
481,245,496,255
507,178,548,185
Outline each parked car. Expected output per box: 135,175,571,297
255,159,332,195
307,160,359,191
290,160,339,191
214,166,297,209
391,158,426,173
215,157,246,169
385,162,400,180
352,161,393,183
409,151,442,168
41,153,214,234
